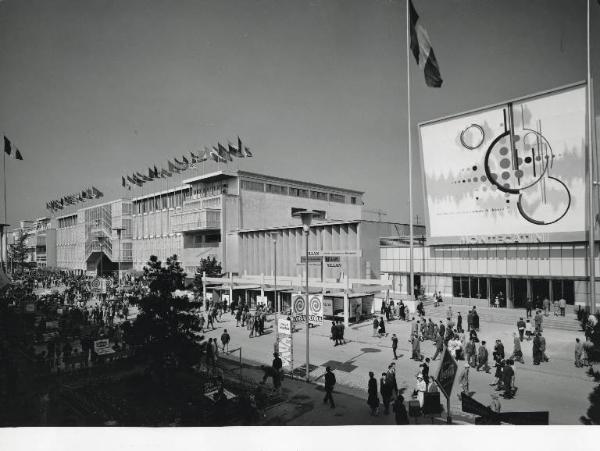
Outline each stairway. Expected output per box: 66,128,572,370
420,302,582,332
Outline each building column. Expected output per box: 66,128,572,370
548,279,553,303
487,278,491,306
526,279,532,309
343,275,350,327
506,278,512,309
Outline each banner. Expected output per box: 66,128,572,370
292,294,324,325
419,84,586,244
435,347,458,399
276,317,293,370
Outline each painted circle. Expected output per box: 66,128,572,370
472,165,478,171
480,176,487,182
499,146,509,156
501,171,510,180
514,170,524,178
499,158,511,169
293,296,305,314
310,296,322,313
460,124,485,150
524,156,532,164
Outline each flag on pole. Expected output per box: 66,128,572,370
409,0,443,88
242,146,253,157
161,168,172,178
91,186,103,198
218,143,233,161
3,136,12,157
15,149,23,160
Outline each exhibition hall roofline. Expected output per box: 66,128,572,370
183,169,364,196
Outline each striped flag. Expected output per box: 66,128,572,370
409,0,443,88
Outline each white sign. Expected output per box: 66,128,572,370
256,295,268,306
307,250,362,257
94,339,110,353
323,297,334,316
419,85,586,243
292,294,324,325
278,318,292,335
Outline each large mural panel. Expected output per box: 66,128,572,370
419,85,586,243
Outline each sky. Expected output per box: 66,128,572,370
0,0,598,228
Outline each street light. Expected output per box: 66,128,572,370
112,226,126,285
270,231,279,313
292,210,320,382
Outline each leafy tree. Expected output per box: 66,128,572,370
143,254,186,295
131,255,202,386
9,231,30,274
193,256,223,294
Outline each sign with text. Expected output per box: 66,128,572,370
292,294,324,325
277,317,293,370
307,250,362,257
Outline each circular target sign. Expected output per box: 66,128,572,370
293,295,305,314
310,296,322,314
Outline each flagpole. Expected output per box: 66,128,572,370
406,0,415,302
2,150,6,271
587,0,597,315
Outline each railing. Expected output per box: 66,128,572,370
171,209,221,233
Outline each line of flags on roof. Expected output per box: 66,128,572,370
3,135,24,160
46,187,104,212
121,137,252,190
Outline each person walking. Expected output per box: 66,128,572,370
323,366,336,408
502,359,516,399
415,373,427,408
543,297,550,316
380,372,393,414
272,352,283,391
432,333,444,361
575,338,584,367
331,321,339,346
391,333,399,360
539,333,549,362
467,309,473,332
410,333,424,361
378,317,387,337
458,362,470,400
476,341,490,373
472,308,480,331
393,394,409,424
367,372,380,416
509,332,524,363
532,333,542,365
465,337,476,367
534,310,543,333
559,297,567,317
372,317,379,338
517,317,526,342
525,298,533,318
457,312,464,333
220,329,230,353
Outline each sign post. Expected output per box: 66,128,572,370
433,347,458,424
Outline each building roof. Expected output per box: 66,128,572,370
238,219,413,234
237,170,364,195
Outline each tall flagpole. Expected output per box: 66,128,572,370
2,151,7,271
587,0,596,314
406,0,414,301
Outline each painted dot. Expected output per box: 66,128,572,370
467,178,471,182
506,199,510,203
514,170,524,178
535,156,541,161
503,183,510,189
514,135,521,141
501,171,510,180
462,180,466,183
490,173,498,180
491,185,498,191
475,197,479,200
499,147,509,156
500,158,511,169
480,175,487,182
517,157,523,166
472,166,478,171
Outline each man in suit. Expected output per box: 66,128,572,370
476,341,490,372
323,366,336,408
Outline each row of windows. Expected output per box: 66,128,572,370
58,215,77,229
241,178,357,204
133,189,189,214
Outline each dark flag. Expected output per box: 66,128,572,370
3,136,12,157
409,0,443,88
161,168,172,178
15,149,23,160
242,146,253,157
168,160,181,174
153,165,159,178
218,143,233,161
92,186,103,198
122,176,127,188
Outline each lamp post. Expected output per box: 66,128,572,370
292,210,320,382
270,231,279,312
112,226,125,285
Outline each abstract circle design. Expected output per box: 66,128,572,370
293,296,305,314
310,296,322,314
459,124,485,150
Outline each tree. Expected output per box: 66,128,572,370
131,255,203,386
581,368,600,424
193,256,222,295
9,231,30,274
